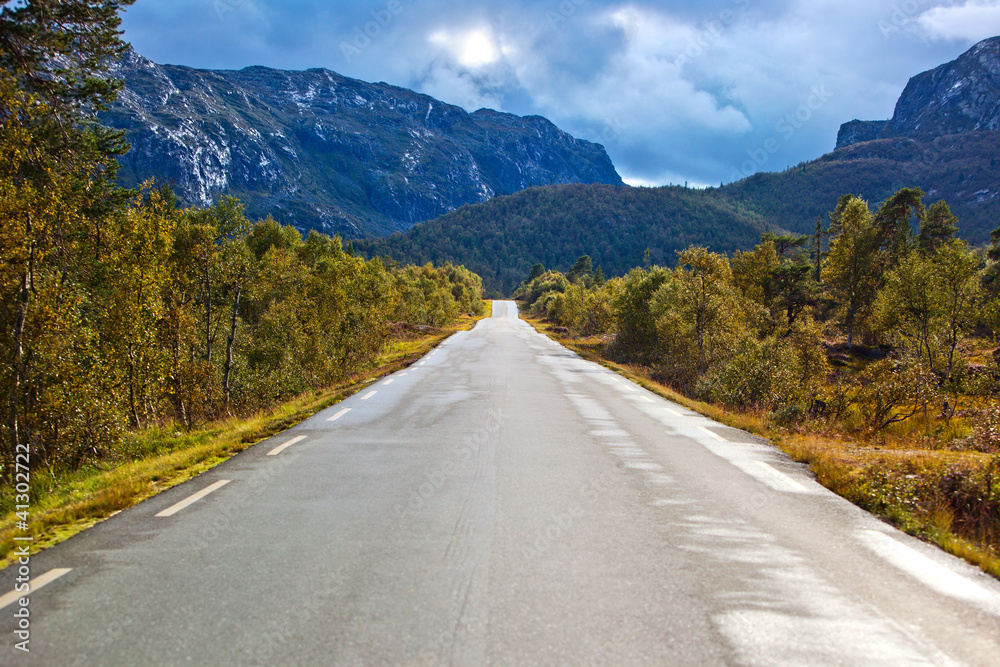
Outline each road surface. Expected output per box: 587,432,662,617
3,301,1000,665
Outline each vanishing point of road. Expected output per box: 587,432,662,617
3,302,1000,665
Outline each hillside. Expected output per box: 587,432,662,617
101,50,622,238
355,184,768,294
723,131,999,243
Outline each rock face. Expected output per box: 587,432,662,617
836,36,1000,149
102,51,623,237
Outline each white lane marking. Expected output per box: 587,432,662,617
635,395,655,403
0,569,73,611
382,379,395,386
698,426,726,441
361,391,377,401
860,530,1000,614
267,435,306,456
398,372,408,377
617,382,636,392
327,408,351,423
663,408,682,417
155,480,231,518
754,461,809,493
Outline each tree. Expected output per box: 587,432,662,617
874,187,924,265
812,215,827,283
824,197,882,348
933,241,981,383
0,0,134,470
918,200,958,254
566,255,593,286
669,247,736,376
611,268,670,363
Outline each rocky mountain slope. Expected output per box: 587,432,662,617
837,36,1000,148
101,50,622,238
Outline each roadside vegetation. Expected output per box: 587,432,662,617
0,1,485,562
516,191,1000,577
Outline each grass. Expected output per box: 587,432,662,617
524,314,1000,580
0,313,485,569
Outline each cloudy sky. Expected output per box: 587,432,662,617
120,0,1000,187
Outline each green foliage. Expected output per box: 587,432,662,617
919,201,959,253
824,197,883,347
611,267,671,364
357,183,769,294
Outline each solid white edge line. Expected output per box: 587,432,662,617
754,461,810,493
697,426,726,442
361,391,377,401
267,435,307,456
326,408,351,423
860,530,1000,612
0,568,73,611
155,480,231,518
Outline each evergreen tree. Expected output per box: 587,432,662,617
918,200,959,253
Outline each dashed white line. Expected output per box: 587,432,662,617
155,480,231,518
635,395,655,403
382,379,395,386
0,568,73,611
663,408,682,417
361,391,377,401
267,435,306,456
697,426,726,442
327,408,351,423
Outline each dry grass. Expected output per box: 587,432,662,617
0,312,485,569
526,315,1000,580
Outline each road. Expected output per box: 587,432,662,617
3,301,1000,665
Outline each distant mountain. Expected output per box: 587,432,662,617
101,50,623,238
355,184,769,294
838,36,1000,148
361,39,1000,293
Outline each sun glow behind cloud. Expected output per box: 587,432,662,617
429,28,501,69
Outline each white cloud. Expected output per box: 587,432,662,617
429,27,502,70
917,0,1000,41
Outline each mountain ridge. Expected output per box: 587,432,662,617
101,50,623,238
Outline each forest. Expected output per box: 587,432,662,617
356,182,770,295
515,189,1000,570
0,2,484,485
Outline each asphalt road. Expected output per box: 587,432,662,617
3,301,1000,666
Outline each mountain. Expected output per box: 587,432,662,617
750,35,1000,244
355,184,769,294
101,50,623,238
838,36,1000,148
361,38,1000,292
